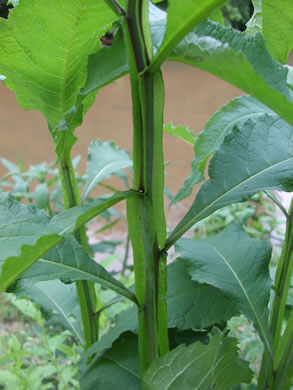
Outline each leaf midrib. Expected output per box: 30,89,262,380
23,256,133,298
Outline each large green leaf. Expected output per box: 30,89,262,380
176,224,273,359
150,0,227,71
14,280,84,344
172,96,273,204
84,307,138,361
0,191,137,293
80,332,141,390
12,237,136,302
143,333,252,389
169,20,293,126
0,0,116,158
167,260,238,330
82,141,133,201
0,0,115,126
247,0,293,64
167,114,293,247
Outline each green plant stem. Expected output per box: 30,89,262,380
264,191,289,218
56,154,98,351
257,198,293,389
121,0,168,375
273,310,293,389
271,199,293,343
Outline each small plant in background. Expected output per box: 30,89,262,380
0,0,293,389
0,294,80,390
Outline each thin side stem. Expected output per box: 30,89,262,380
271,198,293,344
56,153,98,350
257,197,293,389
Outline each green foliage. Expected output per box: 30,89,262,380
0,0,115,131
166,260,238,330
0,190,137,294
167,114,293,247
193,192,282,244
0,294,80,390
0,156,82,214
171,96,274,204
143,333,252,389
0,0,293,388
176,224,273,358
81,332,141,390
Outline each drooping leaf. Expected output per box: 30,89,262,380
82,141,132,201
84,307,138,361
14,280,84,344
167,260,238,330
85,259,238,362
169,19,293,126
12,237,136,302
176,224,273,359
247,0,293,64
167,114,293,246
163,123,195,145
143,333,252,389
150,0,227,71
0,0,115,127
172,96,274,204
0,190,137,293
81,332,141,390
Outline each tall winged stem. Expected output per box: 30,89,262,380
56,148,98,351
120,0,168,375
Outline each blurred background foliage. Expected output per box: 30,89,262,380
221,0,253,31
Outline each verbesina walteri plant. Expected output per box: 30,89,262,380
0,0,292,388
